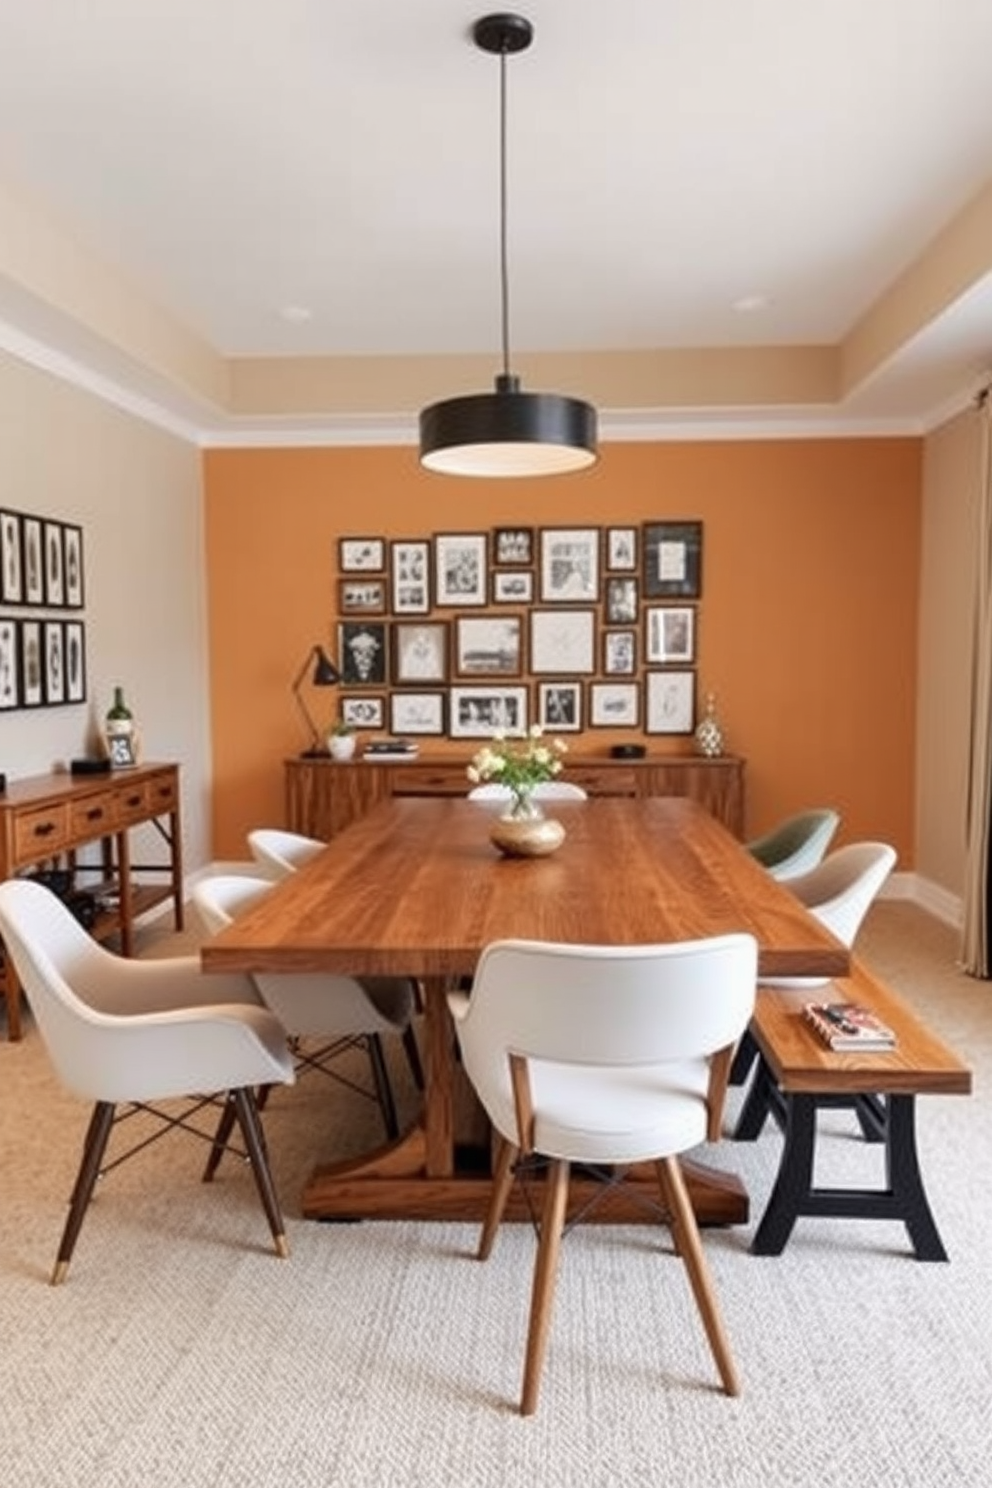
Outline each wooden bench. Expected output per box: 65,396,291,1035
732,958,972,1260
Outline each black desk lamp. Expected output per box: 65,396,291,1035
291,644,340,757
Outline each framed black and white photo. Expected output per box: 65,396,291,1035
539,527,600,603
603,629,637,675
646,669,696,734
390,691,445,736
19,619,43,706
450,685,528,738
645,605,695,664
341,694,385,730
63,525,84,608
492,569,533,604
493,527,533,565
339,578,386,615
643,520,702,599
392,621,448,684
339,536,385,573
390,539,430,614
590,681,639,728
606,526,637,572
338,621,387,685
537,681,582,732
0,618,17,709
605,576,638,625
22,517,43,604
435,533,487,606
43,620,65,704
0,510,23,604
64,620,86,702
44,521,65,607
455,615,523,677
529,608,596,674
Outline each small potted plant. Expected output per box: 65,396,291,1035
327,719,357,762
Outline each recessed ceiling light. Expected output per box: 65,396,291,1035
279,304,313,323
732,294,770,313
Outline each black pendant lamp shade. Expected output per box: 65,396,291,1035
419,14,598,478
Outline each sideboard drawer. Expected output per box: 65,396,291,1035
147,772,179,813
390,765,468,796
13,804,70,863
113,779,151,826
70,792,115,841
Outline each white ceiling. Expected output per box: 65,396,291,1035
1,0,992,438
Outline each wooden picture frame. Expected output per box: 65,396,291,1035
392,621,448,684
536,681,582,732
0,510,23,604
605,576,638,624
338,621,387,685
43,620,65,704
390,691,446,736
539,527,600,603
339,537,385,573
338,578,387,615
606,526,637,572
590,681,639,728
643,520,702,599
435,533,488,606
340,694,385,730
22,517,44,605
63,525,84,609
43,521,65,607
19,618,43,707
454,615,523,678
390,539,430,614
603,628,637,676
645,605,695,664
449,685,528,738
0,618,17,709
529,608,596,674
646,669,696,734
64,620,86,702
492,569,533,604
493,527,533,565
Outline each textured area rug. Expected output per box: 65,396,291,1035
1,901,990,1486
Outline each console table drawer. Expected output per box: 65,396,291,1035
70,793,115,840
13,805,70,862
113,779,151,826
147,772,179,813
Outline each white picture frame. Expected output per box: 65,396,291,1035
645,606,695,664
390,539,430,614
539,527,600,603
537,681,582,732
435,533,487,606
646,669,696,734
529,608,596,675
590,681,639,728
449,685,528,738
390,691,445,736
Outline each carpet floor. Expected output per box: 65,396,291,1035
0,900,989,1486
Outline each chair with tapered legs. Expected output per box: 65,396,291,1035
448,932,757,1415
247,828,326,880
746,808,840,881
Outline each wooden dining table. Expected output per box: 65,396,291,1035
201,795,850,1226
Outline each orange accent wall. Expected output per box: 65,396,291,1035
203,438,921,862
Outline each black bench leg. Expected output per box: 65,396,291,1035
750,1093,817,1255
733,1053,786,1140
887,1095,948,1262
729,1028,758,1086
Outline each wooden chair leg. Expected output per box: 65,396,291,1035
657,1156,739,1396
366,1034,399,1140
520,1156,570,1417
52,1101,116,1285
478,1135,518,1260
230,1087,289,1259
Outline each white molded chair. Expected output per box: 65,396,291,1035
247,828,326,881
0,878,294,1284
467,781,588,801
192,874,423,1144
746,809,840,881
448,933,758,1415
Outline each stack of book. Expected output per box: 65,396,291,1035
363,738,420,762
803,1000,897,1051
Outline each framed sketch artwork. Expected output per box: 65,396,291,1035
0,510,22,604
643,521,702,599
435,533,488,606
44,522,65,607
0,619,16,709
390,691,445,736
529,609,596,675
605,576,638,625
492,569,533,604
603,629,636,675
646,669,696,734
63,525,84,608
645,606,695,664
43,620,65,704
64,620,86,702
449,685,528,738
391,540,430,614
539,528,599,603
392,622,448,684
339,537,385,573
493,527,533,565
22,517,44,604
455,616,523,677
19,619,44,707
606,526,637,572
537,681,582,732
339,578,386,615
589,682,639,728
340,695,385,730
339,621,387,685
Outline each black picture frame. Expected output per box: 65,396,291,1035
44,521,65,607
63,525,85,609
43,619,65,704
0,510,23,604
18,619,43,707
64,620,87,702
22,517,44,604
338,621,387,686
643,521,702,599
493,527,534,565
0,618,17,709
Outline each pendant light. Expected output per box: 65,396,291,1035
419,13,598,478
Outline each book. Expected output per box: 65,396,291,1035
803,1000,897,1051
362,738,419,760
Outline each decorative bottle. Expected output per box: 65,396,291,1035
694,692,724,758
105,686,137,768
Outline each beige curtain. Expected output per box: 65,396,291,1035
962,392,992,976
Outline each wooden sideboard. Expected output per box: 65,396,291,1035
285,752,745,842
0,761,184,1041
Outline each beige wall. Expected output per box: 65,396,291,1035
917,406,984,907
0,350,214,870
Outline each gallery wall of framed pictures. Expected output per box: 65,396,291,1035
0,507,87,711
333,522,702,741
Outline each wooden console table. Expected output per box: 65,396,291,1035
0,761,184,1040
286,752,745,840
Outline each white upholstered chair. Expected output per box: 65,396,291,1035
247,828,326,880
448,933,758,1415
746,808,840,881
192,873,422,1145
0,878,294,1284
467,781,588,801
